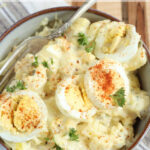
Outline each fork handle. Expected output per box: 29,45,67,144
67,0,96,25
0,0,96,76
48,0,97,39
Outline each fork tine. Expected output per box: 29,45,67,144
0,38,29,76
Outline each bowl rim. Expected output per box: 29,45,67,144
0,6,150,150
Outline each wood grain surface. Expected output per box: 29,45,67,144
68,1,150,49
127,2,149,47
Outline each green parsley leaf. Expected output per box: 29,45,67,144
85,41,96,53
44,137,49,141
42,61,49,69
53,143,63,150
16,80,26,90
110,87,126,107
44,137,49,145
32,56,39,67
77,33,88,46
69,128,79,141
6,80,26,93
6,86,16,93
51,58,54,65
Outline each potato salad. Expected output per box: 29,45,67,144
0,18,149,150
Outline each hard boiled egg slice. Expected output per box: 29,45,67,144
94,21,140,63
87,20,110,42
0,90,48,142
55,76,97,120
84,59,129,108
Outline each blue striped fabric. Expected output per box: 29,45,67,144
0,1,29,35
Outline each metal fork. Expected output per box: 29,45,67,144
0,0,96,92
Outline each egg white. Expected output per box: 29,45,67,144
94,22,140,63
55,77,96,120
0,90,48,142
84,59,129,108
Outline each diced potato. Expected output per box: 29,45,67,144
66,18,90,36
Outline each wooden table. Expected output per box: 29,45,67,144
68,1,150,49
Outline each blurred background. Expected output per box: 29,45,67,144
0,0,150,149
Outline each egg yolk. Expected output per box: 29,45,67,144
89,60,125,106
0,95,41,134
102,25,126,54
65,83,93,113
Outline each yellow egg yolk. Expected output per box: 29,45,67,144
0,95,41,134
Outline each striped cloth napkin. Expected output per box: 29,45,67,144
0,0,149,150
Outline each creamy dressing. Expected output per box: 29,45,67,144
1,18,149,150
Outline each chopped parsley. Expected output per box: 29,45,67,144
85,41,96,53
32,56,39,67
77,32,88,46
6,86,16,93
53,142,63,150
42,61,49,69
69,128,79,141
6,80,26,93
110,87,126,107
16,80,26,90
44,137,49,141
51,58,54,65
44,137,49,144
77,33,96,53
